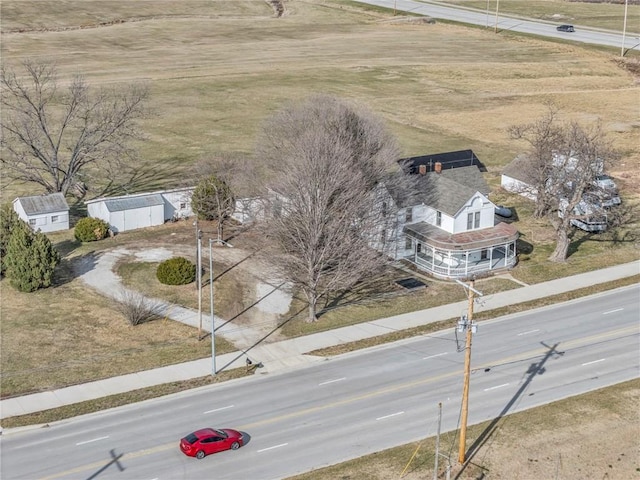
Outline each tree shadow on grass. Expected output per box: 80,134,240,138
93,161,183,199
317,266,405,319
456,342,564,479
54,251,98,287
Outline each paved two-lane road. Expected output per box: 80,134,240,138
355,0,640,52
2,285,638,479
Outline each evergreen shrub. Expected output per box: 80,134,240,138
74,217,110,242
156,256,196,285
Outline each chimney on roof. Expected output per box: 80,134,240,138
418,164,427,175
435,162,442,173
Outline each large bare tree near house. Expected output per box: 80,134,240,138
511,110,617,263
1,60,149,197
256,95,413,322
508,105,565,218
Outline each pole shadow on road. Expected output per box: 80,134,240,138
457,342,564,478
86,449,124,480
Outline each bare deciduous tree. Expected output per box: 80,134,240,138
256,95,413,322
511,109,617,263
547,121,616,262
508,105,564,218
1,60,149,196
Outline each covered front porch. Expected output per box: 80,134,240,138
402,222,519,280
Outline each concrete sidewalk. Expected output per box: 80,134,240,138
1,261,638,420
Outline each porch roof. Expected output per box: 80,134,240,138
404,222,519,251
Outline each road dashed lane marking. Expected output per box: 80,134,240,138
319,377,346,386
517,329,539,336
423,352,448,360
582,358,606,366
204,405,234,414
75,436,109,446
376,411,404,421
40,324,638,480
603,308,623,315
483,383,510,392
257,443,288,453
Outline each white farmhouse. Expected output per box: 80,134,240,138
386,156,519,279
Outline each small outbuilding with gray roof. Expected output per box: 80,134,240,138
85,187,195,233
86,193,165,233
13,192,70,233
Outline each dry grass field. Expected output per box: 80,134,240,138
1,1,639,476
1,0,639,201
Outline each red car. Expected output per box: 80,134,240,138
180,428,244,459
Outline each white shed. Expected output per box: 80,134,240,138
86,193,165,233
160,187,195,220
85,187,196,233
13,193,70,233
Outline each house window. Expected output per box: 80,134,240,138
467,212,481,230
51,215,59,222
405,208,412,223
416,243,422,253
436,211,442,227
405,237,412,250
481,249,488,260
29,219,36,226
179,202,186,210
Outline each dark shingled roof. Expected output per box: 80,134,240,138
395,166,490,215
15,192,69,215
398,149,487,174
104,194,164,212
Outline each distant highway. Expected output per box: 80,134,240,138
1,285,638,479
354,0,640,52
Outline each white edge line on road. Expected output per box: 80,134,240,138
204,405,234,414
484,383,510,392
257,443,288,453
319,377,346,386
423,352,448,360
75,436,109,446
376,411,405,421
603,308,623,315
517,329,540,336
582,358,606,366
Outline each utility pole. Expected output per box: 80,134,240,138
621,0,629,57
485,0,490,28
433,402,442,480
209,238,216,375
494,0,500,33
197,228,203,339
456,278,482,464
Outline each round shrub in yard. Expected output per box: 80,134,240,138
156,257,196,285
74,217,110,242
